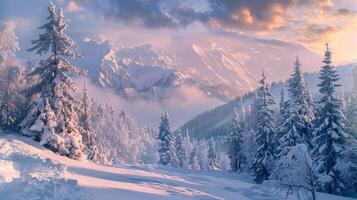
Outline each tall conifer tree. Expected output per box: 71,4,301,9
312,44,348,195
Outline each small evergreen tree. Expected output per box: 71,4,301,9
227,109,245,171
182,130,193,168
251,71,276,184
158,113,177,166
287,57,315,146
197,139,208,170
276,99,305,157
0,21,26,130
346,66,357,138
32,98,67,154
175,129,187,168
79,83,104,163
275,58,316,158
269,144,317,200
0,21,19,63
208,137,220,171
312,44,349,195
278,89,286,119
189,143,199,170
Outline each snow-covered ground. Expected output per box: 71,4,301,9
0,131,354,200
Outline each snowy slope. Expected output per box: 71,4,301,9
0,132,354,200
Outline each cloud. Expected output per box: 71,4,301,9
73,0,334,31
333,8,356,17
74,77,222,129
66,1,80,12
297,24,342,43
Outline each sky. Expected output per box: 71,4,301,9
1,0,357,63
1,0,357,128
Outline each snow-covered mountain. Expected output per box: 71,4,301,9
72,37,322,102
72,39,195,100
179,63,357,139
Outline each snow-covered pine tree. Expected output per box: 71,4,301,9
189,142,199,170
141,126,159,164
346,66,357,138
0,64,26,130
227,109,245,171
312,44,349,195
182,130,193,167
35,98,67,154
276,99,305,157
278,89,286,119
268,144,317,200
208,137,220,171
20,2,86,160
79,83,104,163
251,71,276,184
273,90,286,150
275,58,316,158
0,21,26,130
0,21,19,64
158,113,177,166
287,57,315,146
175,129,187,168
197,139,209,170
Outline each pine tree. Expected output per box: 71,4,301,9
270,144,317,200
32,98,68,154
273,90,286,150
279,89,286,119
0,21,26,130
208,137,220,171
0,21,19,64
80,83,104,163
251,71,276,184
20,2,86,160
287,57,315,146
277,99,305,157
227,109,245,171
275,58,316,158
158,113,177,166
182,130,193,166
175,129,187,168
312,44,349,195
189,143,199,170
347,66,357,138
195,139,209,170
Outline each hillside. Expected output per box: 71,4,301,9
179,63,357,139
1,131,354,200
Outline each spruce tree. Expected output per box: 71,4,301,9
20,2,86,160
251,71,276,183
312,44,349,195
189,143,199,170
175,130,187,168
158,113,177,166
277,99,305,157
347,66,357,138
287,57,315,145
276,58,316,157
0,21,26,130
0,21,19,64
80,83,104,163
208,137,220,171
35,98,67,154
227,109,245,171
279,89,286,119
